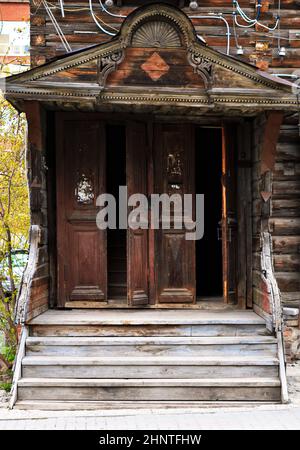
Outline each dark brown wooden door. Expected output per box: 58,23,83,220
221,125,238,304
126,121,150,305
154,124,196,304
56,120,107,306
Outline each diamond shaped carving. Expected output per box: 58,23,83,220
141,52,170,81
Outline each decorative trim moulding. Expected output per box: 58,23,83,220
5,86,298,111
100,92,298,108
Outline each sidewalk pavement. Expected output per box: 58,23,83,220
0,403,299,430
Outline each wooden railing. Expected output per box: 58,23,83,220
10,225,42,408
14,224,41,325
260,232,283,334
260,231,289,403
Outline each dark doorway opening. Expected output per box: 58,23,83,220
196,127,223,298
106,125,127,300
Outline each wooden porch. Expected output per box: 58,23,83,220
11,308,284,410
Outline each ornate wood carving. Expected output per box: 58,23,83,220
97,50,125,88
131,20,182,48
188,52,213,89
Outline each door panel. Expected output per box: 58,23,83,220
56,119,107,305
154,124,196,304
222,125,238,304
126,122,149,305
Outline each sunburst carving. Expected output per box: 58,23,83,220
132,21,182,48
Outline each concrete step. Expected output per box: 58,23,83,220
22,355,279,379
25,336,277,357
14,400,280,411
17,377,281,402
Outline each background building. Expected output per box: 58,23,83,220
0,0,29,75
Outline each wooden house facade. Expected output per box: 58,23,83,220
4,1,300,409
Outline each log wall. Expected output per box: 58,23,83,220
29,0,300,75
252,112,300,360
272,118,300,361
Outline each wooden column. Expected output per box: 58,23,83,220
24,101,45,225
23,101,49,320
237,120,253,308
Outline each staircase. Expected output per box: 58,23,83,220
14,309,282,410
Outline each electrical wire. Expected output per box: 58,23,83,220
234,12,280,31
277,0,282,52
99,0,126,18
59,0,65,18
43,0,71,52
234,0,261,23
233,0,280,32
232,13,240,49
189,14,231,55
88,0,117,36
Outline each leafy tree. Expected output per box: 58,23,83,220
0,97,29,370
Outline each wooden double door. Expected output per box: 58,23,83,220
56,117,236,307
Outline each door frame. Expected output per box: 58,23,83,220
49,112,252,308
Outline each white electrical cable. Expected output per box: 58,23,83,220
277,0,282,51
189,14,231,55
233,0,280,32
236,4,257,23
234,13,279,31
99,0,126,18
43,1,71,52
232,14,240,49
89,0,116,36
59,0,65,18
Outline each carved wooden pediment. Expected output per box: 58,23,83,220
4,3,297,113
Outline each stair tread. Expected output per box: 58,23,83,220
28,309,265,326
18,377,281,387
26,336,276,346
22,355,279,366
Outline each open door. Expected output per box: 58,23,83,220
126,122,150,305
154,124,196,304
221,125,238,304
56,119,107,306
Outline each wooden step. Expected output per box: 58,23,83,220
28,310,267,337
30,323,267,337
22,355,279,379
25,336,277,357
17,377,281,402
26,336,276,346
28,310,266,326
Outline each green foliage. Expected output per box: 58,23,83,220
0,96,29,369
0,382,12,393
2,346,16,364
